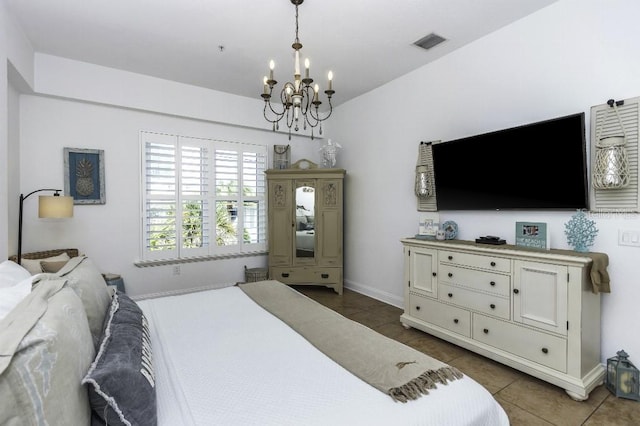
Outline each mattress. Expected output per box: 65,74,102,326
138,285,509,426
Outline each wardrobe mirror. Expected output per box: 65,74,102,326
295,184,315,258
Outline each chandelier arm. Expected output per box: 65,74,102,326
264,100,287,123
306,100,333,125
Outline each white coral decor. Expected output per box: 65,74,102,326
564,210,598,252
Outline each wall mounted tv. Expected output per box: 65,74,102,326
432,112,588,210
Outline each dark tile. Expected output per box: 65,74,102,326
448,352,522,394
495,396,554,426
497,376,608,426
583,393,640,426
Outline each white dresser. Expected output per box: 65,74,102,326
400,238,605,400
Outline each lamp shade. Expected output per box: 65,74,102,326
38,195,74,218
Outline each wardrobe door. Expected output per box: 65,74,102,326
268,179,293,266
317,179,343,267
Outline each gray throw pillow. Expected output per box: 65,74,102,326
82,291,157,426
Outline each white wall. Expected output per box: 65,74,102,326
1,1,35,260
18,92,324,296
332,0,640,363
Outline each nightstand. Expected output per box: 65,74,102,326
103,273,126,293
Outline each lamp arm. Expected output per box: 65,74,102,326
22,188,62,201
17,188,64,265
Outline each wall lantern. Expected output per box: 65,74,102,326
593,99,630,190
606,349,640,401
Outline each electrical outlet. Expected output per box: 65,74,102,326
172,265,181,275
618,229,640,247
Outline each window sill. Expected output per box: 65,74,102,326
134,250,268,268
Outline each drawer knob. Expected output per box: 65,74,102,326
483,328,489,334
432,272,437,277
448,272,453,278
321,273,329,279
513,288,520,294
490,261,496,267
416,306,421,311
448,293,453,298
542,348,549,354
490,281,496,286
490,304,496,309
282,273,290,278
453,318,459,324
448,255,453,260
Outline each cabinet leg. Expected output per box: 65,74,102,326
565,389,588,401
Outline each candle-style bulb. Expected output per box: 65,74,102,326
327,71,333,91
304,58,310,78
269,60,275,80
263,76,268,94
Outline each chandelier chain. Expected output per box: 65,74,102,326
294,4,300,46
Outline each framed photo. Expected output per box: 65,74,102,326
515,221,549,249
64,148,105,204
418,212,440,237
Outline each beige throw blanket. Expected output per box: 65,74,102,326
239,280,463,403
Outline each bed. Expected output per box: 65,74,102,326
0,255,509,425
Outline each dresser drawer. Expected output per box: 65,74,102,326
271,267,342,285
440,250,511,273
409,295,471,337
438,265,511,296
473,314,567,373
439,284,510,320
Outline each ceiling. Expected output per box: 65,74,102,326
5,0,557,106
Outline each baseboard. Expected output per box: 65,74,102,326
344,279,404,309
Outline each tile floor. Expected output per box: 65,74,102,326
294,285,640,426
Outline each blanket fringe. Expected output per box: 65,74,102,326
387,366,464,403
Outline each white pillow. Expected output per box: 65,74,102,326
21,253,70,275
0,260,31,288
0,276,32,321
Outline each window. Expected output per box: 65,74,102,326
141,131,267,262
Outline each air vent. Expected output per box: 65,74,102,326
413,33,446,50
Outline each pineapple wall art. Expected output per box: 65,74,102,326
64,148,105,204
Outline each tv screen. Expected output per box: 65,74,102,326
432,113,588,210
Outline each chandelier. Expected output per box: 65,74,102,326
261,0,335,140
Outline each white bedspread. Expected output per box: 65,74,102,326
138,286,509,426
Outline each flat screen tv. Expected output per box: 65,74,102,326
432,112,588,210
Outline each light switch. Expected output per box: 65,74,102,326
619,229,640,247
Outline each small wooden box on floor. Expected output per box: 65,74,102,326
266,161,345,294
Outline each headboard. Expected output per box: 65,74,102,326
8,248,79,263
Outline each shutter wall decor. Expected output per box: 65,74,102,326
590,97,640,212
417,140,438,212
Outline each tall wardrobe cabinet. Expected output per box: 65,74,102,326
266,161,345,294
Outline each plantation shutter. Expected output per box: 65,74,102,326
213,142,268,253
242,149,268,246
590,97,640,212
142,133,178,260
179,137,211,257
